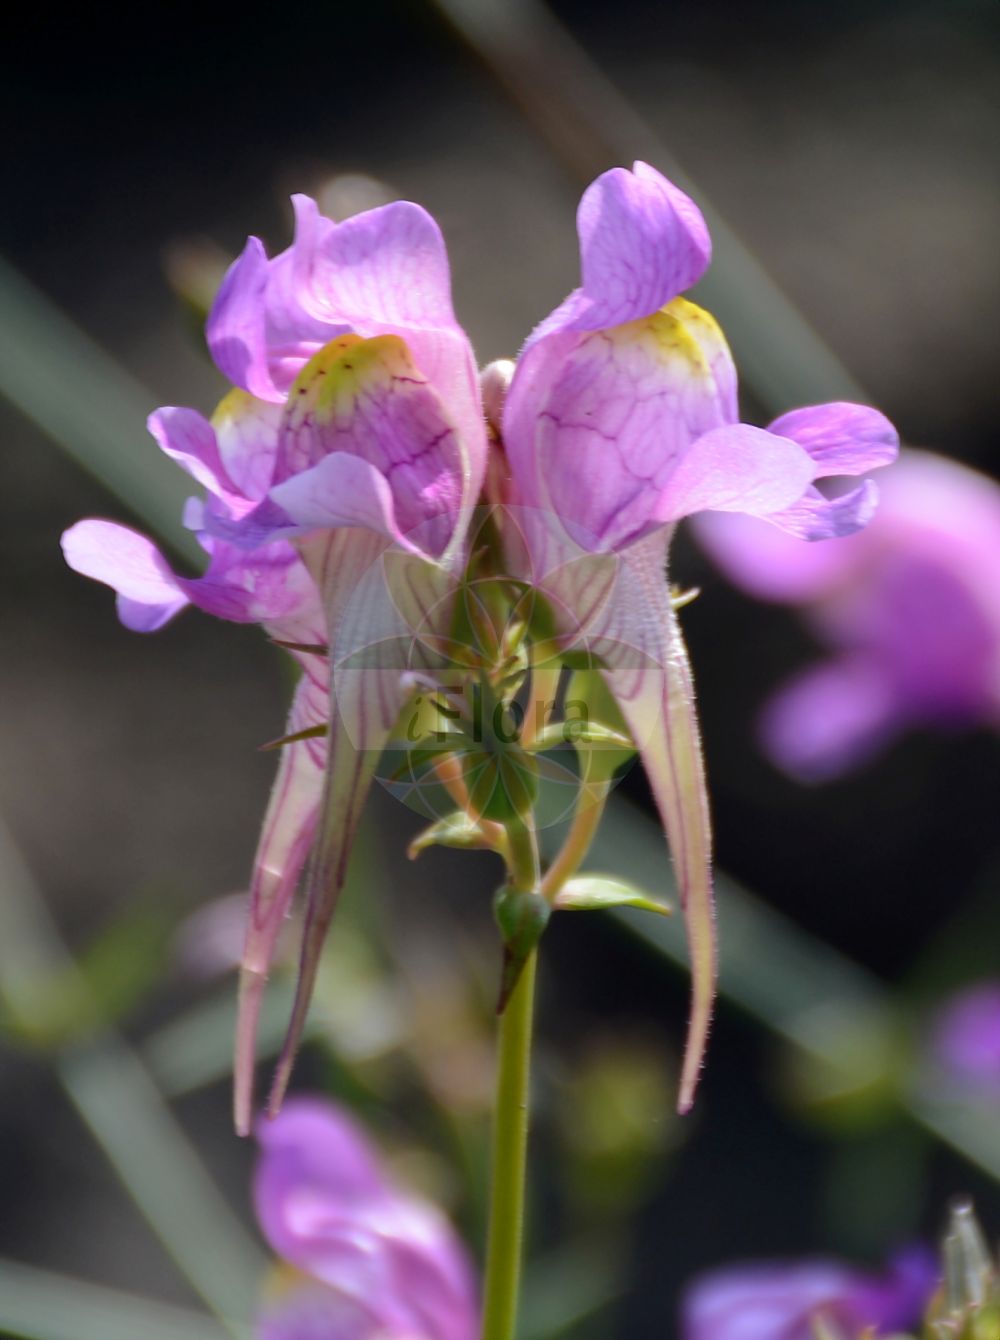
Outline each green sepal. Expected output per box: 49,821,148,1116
563,669,637,782
494,886,550,1012
259,723,329,752
526,721,634,755
467,745,539,823
407,810,496,859
553,875,671,917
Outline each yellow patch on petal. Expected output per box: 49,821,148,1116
612,296,730,382
210,386,260,429
288,332,415,421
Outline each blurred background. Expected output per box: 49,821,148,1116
1,1,998,1336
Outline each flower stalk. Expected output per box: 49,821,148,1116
481,946,537,1340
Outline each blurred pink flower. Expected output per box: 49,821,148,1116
930,980,1000,1096
254,1098,478,1340
696,450,1000,780
682,1246,935,1339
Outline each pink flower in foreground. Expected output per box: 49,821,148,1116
498,162,897,1108
682,1246,935,1339
696,450,1000,781
63,197,487,1132
254,1098,477,1340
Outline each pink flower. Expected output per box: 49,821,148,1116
682,1246,935,1339
63,164,895,1124
497,163,897,1108
695,450,1000,780
63,197,487,1132
929,980,1000,1097
254,1098,478,1340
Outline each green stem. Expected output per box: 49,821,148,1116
481,947,537,1340
540,780,609,902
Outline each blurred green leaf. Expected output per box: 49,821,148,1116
521,1243,624,1340
555,1035,678,1223
0,1258,229,1340
0,254,201,561
77,903,172,1027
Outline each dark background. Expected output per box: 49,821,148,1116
1,2,998,1335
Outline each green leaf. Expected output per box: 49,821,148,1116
407,811,496,859
554,875,671,917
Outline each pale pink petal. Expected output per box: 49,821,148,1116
207,236,283,403
527,523,715,1113
61,519,189,631
266,536,455,1120
506,301,736,546
292,199,459,332
595,535,716,1113
235,675,326,1136
527,162,711,343
270,455,407,546
147,406,241,505
760,657,901,782
210,390,286,504
274,335,466,560
759,479,880,540
767,402,899,479
656,424,816,525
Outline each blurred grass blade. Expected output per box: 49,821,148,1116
0,1258,229,1340
432,0,868,412
0,252,200,562
521,1243,623,1339
0,817,261,1337
58,1041,260,1338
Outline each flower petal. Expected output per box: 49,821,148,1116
267,536,456,1119
656,424,816,525
524,520,715,1113
270,455,407,546
275,334,465,559
528,162,711,343
235,675,326,1136
255,1099,387,1226
760,656,901,782
506,299,735,547
207,236,283,403
293,198,459,332
146,405,245,512
255,1097,479,1340
210,389,286,504
760,479,880,540
182,539,319,625
61,520,190,631
596,535,716,1113
767,402,899,479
